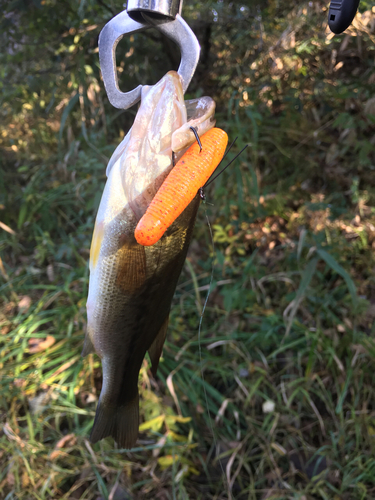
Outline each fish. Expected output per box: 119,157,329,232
83,71,216,448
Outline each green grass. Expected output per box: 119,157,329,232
1,143,375,498
1,2,375,499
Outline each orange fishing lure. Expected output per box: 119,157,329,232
135,127,228,246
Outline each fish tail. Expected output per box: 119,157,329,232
90,394,139,449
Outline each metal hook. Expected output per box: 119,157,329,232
98,2,200,110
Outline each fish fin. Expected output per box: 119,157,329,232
148,316,169,377
90,394,139,449
81,334,95,357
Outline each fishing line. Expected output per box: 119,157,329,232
198,209,227,483
196,137,248,497
205,144,249,188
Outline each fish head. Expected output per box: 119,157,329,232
117,71,216,220
121,71,187,219
103,71,216,222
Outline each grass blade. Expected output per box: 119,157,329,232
317,248,357,306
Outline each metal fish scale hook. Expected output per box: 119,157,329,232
99,0,200,109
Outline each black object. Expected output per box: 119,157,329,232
328,0,360,34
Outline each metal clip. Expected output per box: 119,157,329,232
127,0,182,21
98,1,200,110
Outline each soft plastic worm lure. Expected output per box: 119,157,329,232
135,127,228,246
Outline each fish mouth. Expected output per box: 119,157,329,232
172,96,216,153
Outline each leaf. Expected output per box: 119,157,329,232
166,415,191,424
0,221,16,235
91,464,109,499
158,454,179,469
58,92,79,146
18,203,28,229
50,433,77,460
28,335,55,353
271,442,287,456
167,431,188,442
317,249,357,306
138,415,164,432
284,257,318,336
297,228,307,261
55,433,77,449
18,295,32,313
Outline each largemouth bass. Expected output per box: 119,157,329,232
83,71,215,448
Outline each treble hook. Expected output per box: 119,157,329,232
98,0,200,109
